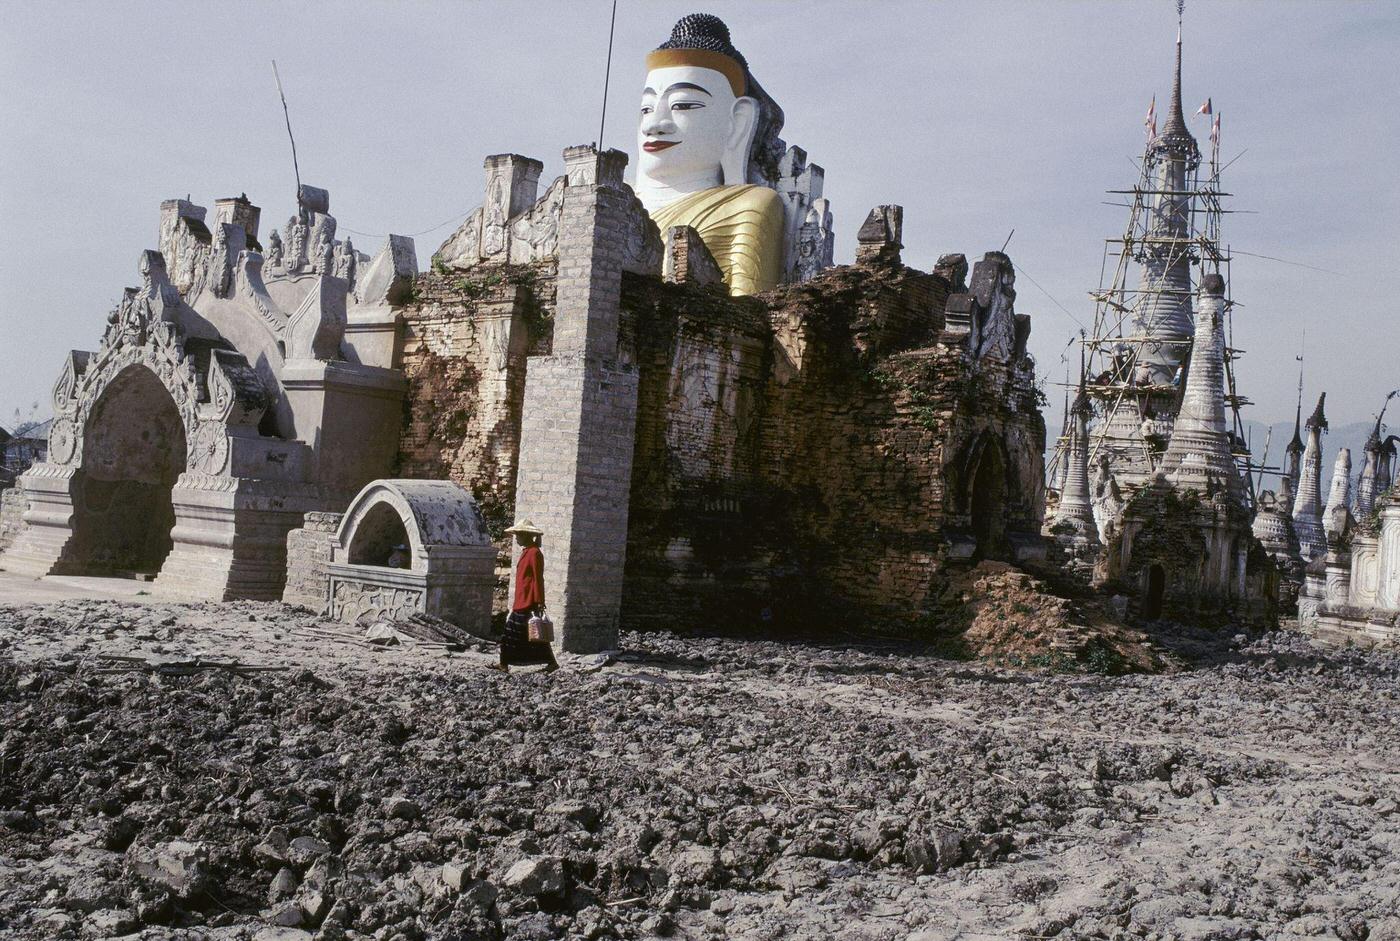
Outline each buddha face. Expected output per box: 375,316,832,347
638,64,755,190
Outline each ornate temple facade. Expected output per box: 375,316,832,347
1305,405,1400,646
0,190,414,600
0,14,1045,652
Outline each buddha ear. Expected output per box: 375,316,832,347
722,96,759,186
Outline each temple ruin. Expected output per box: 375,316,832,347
0,14,1045,652
1303,401,1400,645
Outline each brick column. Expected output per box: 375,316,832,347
512,145,637,653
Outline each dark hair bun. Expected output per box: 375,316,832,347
657,13,748,71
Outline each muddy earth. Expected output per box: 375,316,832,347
0,596,1397,940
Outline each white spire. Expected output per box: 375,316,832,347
1292,392,1328,560
1323,448,1353,538
1159,275,1241,494
1051,388,1099,540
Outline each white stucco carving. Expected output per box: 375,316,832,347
0,189,415,601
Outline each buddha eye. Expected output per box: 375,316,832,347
671,101,705,111
640,105,653,115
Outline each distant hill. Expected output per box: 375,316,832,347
1240,419,1386,495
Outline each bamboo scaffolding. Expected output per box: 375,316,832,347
1070,120,1256,509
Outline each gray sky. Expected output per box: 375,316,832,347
2,0,1397,446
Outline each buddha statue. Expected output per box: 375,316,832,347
636,14,785,296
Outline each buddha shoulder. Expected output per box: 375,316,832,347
646,183,784,235
651,183,784,229
723,183,783,214
705,184,784,229
648,184,786,296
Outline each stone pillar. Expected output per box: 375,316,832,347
855,205,902,265
1379,500,1400,612
1349,533,1381,609
282,511,344,609
1356,439,1381,520
1324,560,1351,607
0,487,27,555
0,466,80,577
1323,449,1352,538
154,478,325,601
481,154,544,261
1285,435,1304,497
1298,567,1325,632
512,145,637,653
214,195,262,248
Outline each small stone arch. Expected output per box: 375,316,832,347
347,501,414,568
326,480,495,634
334,480,491,569
67,363,188,575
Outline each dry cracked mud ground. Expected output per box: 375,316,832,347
0,592,1397,941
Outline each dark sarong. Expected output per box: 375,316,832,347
500,610,556,666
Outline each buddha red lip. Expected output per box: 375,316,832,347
643,140,679,152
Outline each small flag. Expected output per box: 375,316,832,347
1144,95,1157,139
1210,113,1221,147
1196,97,1213,116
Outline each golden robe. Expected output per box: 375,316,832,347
649,184,786,296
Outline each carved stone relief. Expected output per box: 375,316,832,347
44,251,268,487
328,578,425,624
482,178,508,258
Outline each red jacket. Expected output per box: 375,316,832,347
513,546,545,613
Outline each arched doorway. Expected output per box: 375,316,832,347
347,501,412,568
968,442,1008,559
69,366,187,576
1143,564,1166,620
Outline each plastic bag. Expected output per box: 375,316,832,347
527,610,554,643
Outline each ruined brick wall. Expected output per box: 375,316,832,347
619,259,1046,632
619,277,773,627
1106,486,1276,626
396,261,555,538
0,488,27,556
281,511,343,609
394,251,1044,632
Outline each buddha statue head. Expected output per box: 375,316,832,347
635,14,779,213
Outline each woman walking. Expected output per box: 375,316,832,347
493,520,558,673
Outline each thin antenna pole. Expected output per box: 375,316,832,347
1296,328,1306,415
271,60,303,218
1000,228,1015,253
598,0,619,147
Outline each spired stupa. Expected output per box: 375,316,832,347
1291,393,1329,563
1047,13,1277,622
1061,12,1255,525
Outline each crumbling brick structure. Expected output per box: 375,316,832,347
282,512,343,610
3,148,1044,649
402,178,1046,636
